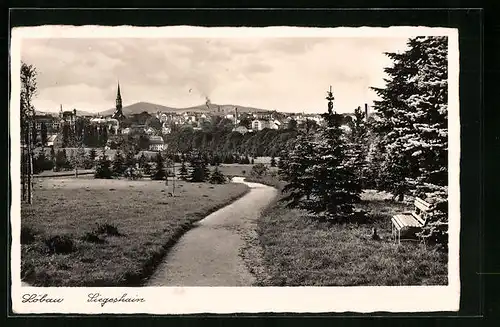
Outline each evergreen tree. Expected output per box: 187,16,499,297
94,153,113,179
86,148,97,169
50,147,56,169
178,160,189,181
308,102,362,219
345,106,369,188
40,122,48,146
209,166,226,184
55,149,68,171
138,152,147,168
371,36,448,245
151,152,166,180
371,36,448,200
189,155,208,182
112,150,126,176
270,156,277,167
280,125,318,210
124,150,136,169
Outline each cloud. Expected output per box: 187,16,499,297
21,36,409,113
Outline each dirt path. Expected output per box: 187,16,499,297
146,177,277,286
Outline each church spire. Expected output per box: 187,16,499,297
112,81,125,120
116,81,122,107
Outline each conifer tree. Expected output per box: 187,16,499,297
151,152,166,180
209,166,226,184
371,36,449,245
270,156,277,167
280,124,317,210
124,150,136,169
371,36,448,200
308,92,362,219
94,152,113,179
87,148,97,169
112,150,126,176
178,160,189,181
50,147,56,170
345,106,369,188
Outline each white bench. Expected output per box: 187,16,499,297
391,197,432,244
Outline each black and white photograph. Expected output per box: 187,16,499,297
10,25,460,314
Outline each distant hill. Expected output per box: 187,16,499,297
100,102,179,116
101,101,271,116
34,109,94,117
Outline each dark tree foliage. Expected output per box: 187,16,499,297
178,160,189,181
94,153,113,179
151,152,166,180
209,166,226,184
112,151,126,176
40,122,48,146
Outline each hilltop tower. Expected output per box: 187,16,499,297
112,81,126,120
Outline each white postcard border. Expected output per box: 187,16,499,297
10,25,460,314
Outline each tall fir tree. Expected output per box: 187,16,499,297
280,124,318,210
151,152,166,180
112,150,126,176
308,92,362,219
371,36,448,200
371,36,448,245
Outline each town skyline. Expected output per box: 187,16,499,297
21,36,410,114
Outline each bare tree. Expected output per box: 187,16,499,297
20,62,37,204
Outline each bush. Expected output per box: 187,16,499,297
124,167,143,180
21,226,37,244
81,232,107,244
44,235,75,254
95,223,122,236
209,167,226,184
33,153,54,174
251,163,268,177
95,156,113,179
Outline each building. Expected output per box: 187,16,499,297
251,119,272,131
33,113,59,133
90,117,120,134
47,134,63,148
232,125,249,135
111,82,126,121
148,136,165,151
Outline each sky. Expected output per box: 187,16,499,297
21,36,410,114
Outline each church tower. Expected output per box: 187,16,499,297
112,81,125,120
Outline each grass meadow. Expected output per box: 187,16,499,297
244,177,448,286
21,176,249,286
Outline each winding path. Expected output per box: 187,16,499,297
146,177,277,286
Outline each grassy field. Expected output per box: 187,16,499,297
21,176,249,286
214,164,279,178
246,177,448,286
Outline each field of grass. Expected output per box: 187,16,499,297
21,176,249,286
214,164,279,178
246,177,448,286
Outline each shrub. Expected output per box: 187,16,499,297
95,155,113,179
81,232,107,244
124,167,143,180
21,226,37,244
44,235,75,254
251,163,268,177
209,167,226,184
95,223,122,236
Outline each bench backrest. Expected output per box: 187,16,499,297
411,197,433,226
